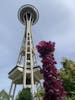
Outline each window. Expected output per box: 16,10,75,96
27,54,30,60
26,73,31,84
27,41,30,45
28,33,29,35
27,62,30,65
28,37,30,40
27,47,30,52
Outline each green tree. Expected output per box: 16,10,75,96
16,88,33,100
0,89,9,100
37,89,45,100
60,58,75,97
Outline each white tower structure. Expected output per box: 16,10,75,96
8,4,42,100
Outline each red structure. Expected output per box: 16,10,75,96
36,41,66,100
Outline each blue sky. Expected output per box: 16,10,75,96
0,0,75,93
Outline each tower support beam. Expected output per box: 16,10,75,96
9,82,16,100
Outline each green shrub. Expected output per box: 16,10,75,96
16,88,33,100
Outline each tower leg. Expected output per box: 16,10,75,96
9,82,16,100
9,82,13,100
12,84,16,100
31,71,34,96
23,67,26,88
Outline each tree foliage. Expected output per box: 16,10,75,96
60,58,75,97
36,41,66,100
16,88,33,100
0,90,9,100
37,89,45,100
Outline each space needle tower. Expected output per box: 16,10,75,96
8,4,42,100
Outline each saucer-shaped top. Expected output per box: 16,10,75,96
18,4,39,25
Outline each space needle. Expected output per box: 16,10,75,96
8,4,43,100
